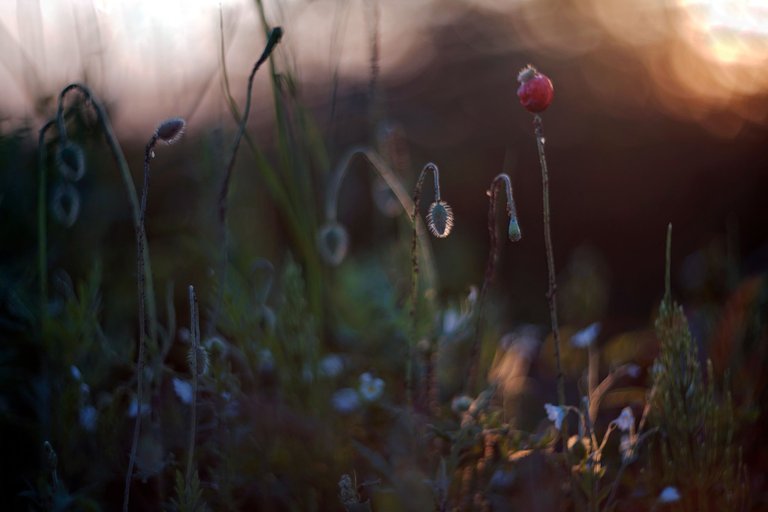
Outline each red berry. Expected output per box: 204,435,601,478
516,65,554,113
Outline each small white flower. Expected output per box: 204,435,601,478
658,486,681,503
570,322,601,348
70,365,82,381
442,309,461,335
79,405,97,431
319,354,344,378
614,406,635,432
544,403,565,430
172,377,193,405
332,387,360,413
359,372,384,402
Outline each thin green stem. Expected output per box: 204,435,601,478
466,173,520,394
37,120,55,318
409,162,440,408
123,134,158,512
211,26,283,333
534,115,565,408
55,83,159,345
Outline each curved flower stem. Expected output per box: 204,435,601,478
123,133,158,512
55,83,159,344
211,26,283,334
409,162,441,408
534,115,565,408
37,120,56,317
323,146,438,294
466,173,520,394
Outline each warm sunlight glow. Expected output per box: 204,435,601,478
678,0,768,65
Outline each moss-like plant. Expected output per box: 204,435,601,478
649,224,746,511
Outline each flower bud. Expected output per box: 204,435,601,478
426,200,454,238
517,65,554,113
56,142,86,182
317,221,350,266
155,117,186,144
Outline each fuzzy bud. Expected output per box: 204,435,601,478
155,117,186,145
426,200,454,238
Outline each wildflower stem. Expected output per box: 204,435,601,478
534,115,565,408
123,133,158,512
466,173,519,394
409,162,440,408
212,26,283,333
37,120,55,317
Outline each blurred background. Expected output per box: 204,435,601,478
2,0,766,313
1,0,767,509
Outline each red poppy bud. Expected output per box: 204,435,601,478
516,65,554,113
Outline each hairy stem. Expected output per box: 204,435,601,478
409,162,440,408
123,134,158,512
211,26,283,334
466,173,519,394
534,115,565,408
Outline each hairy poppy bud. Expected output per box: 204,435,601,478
155,117,186,144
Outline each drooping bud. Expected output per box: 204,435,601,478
56,142,86,182
51,182,81,227
426,200,454,238
507,216,522,242
317,221,350,266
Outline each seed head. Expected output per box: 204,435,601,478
516,65,554,113
155,117,186,144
